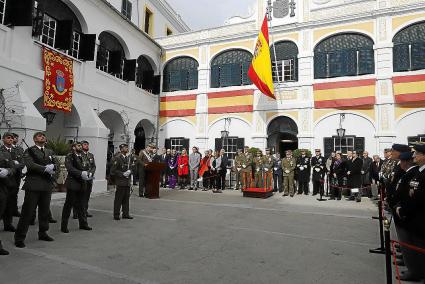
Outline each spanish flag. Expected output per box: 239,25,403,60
248,15,275,99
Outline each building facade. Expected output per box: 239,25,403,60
157,0,425,159
0,0,187,192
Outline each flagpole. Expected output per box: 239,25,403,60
266,1,281,100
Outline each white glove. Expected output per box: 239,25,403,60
237,168,241,171
22,166,27,175
264,168,268,171
361,171,365,174
299,166,304,171
81,171,90,180
242,165,246,169
87,172,95,180
274,167,278,171
285,170,290,174
13,160,19,165
45,166,55,175
256,168,260,172
347,171,351,175
123,170,131,177
315,168,320,172
45,164,55,171
0,168,9,178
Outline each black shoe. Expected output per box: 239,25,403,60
49,218,57,224
397,271,422,281
73,215,78,219
61,227,69,233
188,187,193,190
4,225,16,232
79,225,92,230
283,194,288,197
38,233,54,242
122,215,133,219
329,197,336,200
30,219,36,226
393,259,405,266
114,216,120,220
13,211,21,217
86,213,93,218
0,248,9,255
290,195,294,197
396,254,403,260
14,241,25,248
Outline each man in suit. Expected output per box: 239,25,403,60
296,149,311,195
0,137,15,255
112,144,135,220
138,144,153,197
159,148,169,187
1,132,23,232
189,147,201,191
11,133,24,217
14,132,58,248
311,149,325,196
217,149,229,192
61,142,93,233
347,150,363,202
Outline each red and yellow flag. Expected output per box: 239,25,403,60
248,15,275,99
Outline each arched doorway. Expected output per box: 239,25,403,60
267,116,298,155
134,125,145,155
98,110,126,162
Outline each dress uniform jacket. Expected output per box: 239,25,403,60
311,156,325,181
282,157,296,176
83,151,96,183
0,151,14,212
111,154,134,187
296,156,311,182
22,146,57,192
240,153,253,173
65,153,90,191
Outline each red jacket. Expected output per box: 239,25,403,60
178,155,189,176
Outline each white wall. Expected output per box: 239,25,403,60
207,117,252,151
158,119,196,148
395,110,425,144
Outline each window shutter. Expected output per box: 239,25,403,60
96,47,108,67
142,71,153,90
411,42,425,70
165,139,171,150
163,72,170,92
329,51,343,78
294,57,298,81
182,139,190,151
5,0,33,26
219,64,232,87
169,70,181,91
236,138,245,151
126,1,132,20
393,44,410,72
55,20,74,50
152,75,161,94
358,49,375,75
108,50,123,75
231,63,242,86
78,34,96,61
241,62,251,85
188,68,198,90
180,70,189,90
314,53,327,79
211,65,220,88
215,138,222,152
354,137,365,153
123,59,136,81
323,137,334,159
344,49,357,76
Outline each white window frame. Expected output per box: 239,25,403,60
222,137,238,162
0,0,6,25
40,13,57,47
97,47,110,73
333,136,355,155
68,31,81,59
272,59,295,82
170,138,185,152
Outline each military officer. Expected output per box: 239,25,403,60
138,144,153,197
81,141,96,217
233,149,243,190
11,133,24,216
14,132,58,248
253,150,264,188
262,148,274,190
240,146,253,190
282,150,296,197
0,137,15,255
386,144,411,208
1,132,22,232
379,148,395,190
61,142,93,233
311,149,325,196
272,152,282,192
112,143,135,220
296,149,311,195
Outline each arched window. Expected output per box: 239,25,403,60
96,32,126,79
270,41,298,82
393,21,425,72
136,55,154,91
314,33,374,79
210,49,252,88
163,57,198,92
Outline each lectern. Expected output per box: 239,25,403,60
144,162,166,199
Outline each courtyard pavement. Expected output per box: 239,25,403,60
1,189,385,284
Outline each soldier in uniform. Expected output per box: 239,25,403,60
311,149,325,196
11,133,24,216
61,142,93,233
1,132,23,232
14,132,58,248
282,150,296,197
240,146,253,190
233,149,243,190
0,137,15,255
262,148,274,190
386,144,411,208
379,148,397,197
296,149,311,195
111,144,135,220
138,144,153,197
81,141,96,217
253,150,264,188
272,152,282,193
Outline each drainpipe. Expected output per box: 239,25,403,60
155,47,164,147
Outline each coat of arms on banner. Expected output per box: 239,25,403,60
42,48,74,112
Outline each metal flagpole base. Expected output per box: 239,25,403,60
369,247,385,254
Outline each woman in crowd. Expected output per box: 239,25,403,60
177,148,189,189
209,150,220,192
199,150,211,191
167,149,178,189
331,152,346,200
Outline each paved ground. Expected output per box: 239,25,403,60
1,189,385,284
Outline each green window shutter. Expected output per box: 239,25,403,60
211,66,220,88
323,137,334,159
328,51,343,78
358,49,375,75
231,63,242,86
215,138,222,152
411,42,425,70
344,49,357,76
169,70,181,92
294,57,298,81
180,70,189,90
354,137,365,153
393,44,410,72
188,68,198,90
219,64,232,87
242,62,252,85
314,53,327,79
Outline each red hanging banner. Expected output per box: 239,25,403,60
42,47,74,112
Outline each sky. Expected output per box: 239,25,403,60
166,0,257,30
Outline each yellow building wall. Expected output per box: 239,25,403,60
163,48,199,62
210,39,255,58
392,12,425,32
313,21,374,43
208,113,253,126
